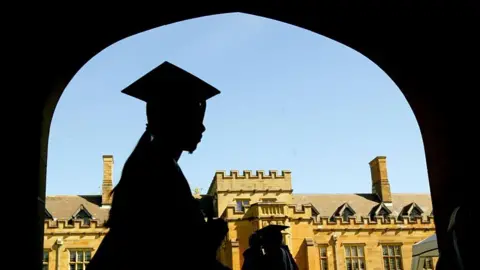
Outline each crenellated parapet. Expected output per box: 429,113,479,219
44,220,109,234
215,170,291,180
212,170,293,194
221,203,435,229
304,215,436,226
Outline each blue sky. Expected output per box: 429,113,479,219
47,13,430,196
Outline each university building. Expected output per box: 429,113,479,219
43,155,437,270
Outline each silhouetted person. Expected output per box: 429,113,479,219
242,225,298,270
436,204,472,270
242,232,263,270
87,61,229,270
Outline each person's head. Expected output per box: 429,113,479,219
122,61,220,154
146,98,207,153
257,225,288,247
261,230,283,247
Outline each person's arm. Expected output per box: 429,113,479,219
205,218,229,252
242,250,254,270
281,245,299,270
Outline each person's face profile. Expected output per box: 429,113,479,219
147,97,207,153
174,100,207,153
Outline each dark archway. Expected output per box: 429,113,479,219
25,4,477,270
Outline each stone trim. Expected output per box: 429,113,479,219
216,189,294,194
214,170,291,180
44,219,107,230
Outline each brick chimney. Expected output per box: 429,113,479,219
102,155,114,207
369,156,392,204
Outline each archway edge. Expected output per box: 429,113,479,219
48,6,425,114
38,4,478,270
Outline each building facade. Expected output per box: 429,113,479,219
43,155,437,270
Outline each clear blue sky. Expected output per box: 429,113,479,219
47,13,430,196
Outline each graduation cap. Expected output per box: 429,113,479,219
121,61,221,104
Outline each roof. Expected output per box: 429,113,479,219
292,193,433,219
46,195,110,225
44,193,432,225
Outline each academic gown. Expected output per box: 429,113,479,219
87,142,225,270
242,245,298,270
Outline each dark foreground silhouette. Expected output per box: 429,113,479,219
87,61,229,270
242,225,298,270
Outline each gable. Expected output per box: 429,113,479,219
331,203,356,221
370,202,392,219
400,202,424,218
45,195,109,225
72,204,93,219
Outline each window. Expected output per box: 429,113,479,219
370,202,392,220
410,207,422,218
71,204,93,225
423,257,435,270
318,245,328,270
331,203,356,222
75,209,91,225
344,245,365,270
378,207,390,218
43,250,49,270
69,250,91,270
382,245,403,270
400,203,423,220
235,199,250,212
342,208,355,221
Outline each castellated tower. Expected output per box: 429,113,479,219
207,170,293,218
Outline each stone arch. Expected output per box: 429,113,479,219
30,5,479,270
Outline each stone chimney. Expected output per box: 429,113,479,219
102,155,114,207
369,156,392,204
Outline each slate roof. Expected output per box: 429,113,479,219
44,192,432,225
45,195,110,225
292,193,433,219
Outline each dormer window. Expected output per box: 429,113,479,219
342,207,355,221
331,203,356,222
70,204,93,225
310,204,320,218
400,202,424,219
370,202,392,220
410,207,422,217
